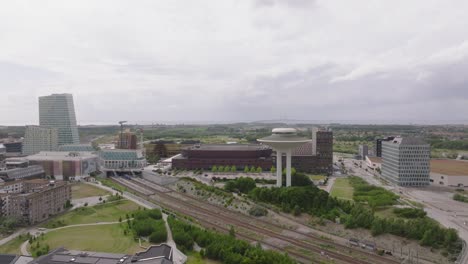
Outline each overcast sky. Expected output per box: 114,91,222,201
1,0,468,125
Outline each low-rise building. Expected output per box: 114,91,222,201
0,165,45,181
99,149,146,175
58,144,95,152
0,254,33,264
26,152,98,181
172,144,273,170
1,141,23,157
4,158,29,169
32,244,173,264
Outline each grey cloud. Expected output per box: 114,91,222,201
254,0,316,8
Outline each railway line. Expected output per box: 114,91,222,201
112,176,400,264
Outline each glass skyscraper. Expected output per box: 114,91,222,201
39,93,79,145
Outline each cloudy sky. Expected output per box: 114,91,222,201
1,0,468,125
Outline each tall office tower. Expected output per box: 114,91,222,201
39,94,79,145
381,137,430,187
22,126,58,155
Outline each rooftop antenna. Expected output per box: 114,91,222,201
118,121,127,149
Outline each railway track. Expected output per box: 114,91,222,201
113,176,400,264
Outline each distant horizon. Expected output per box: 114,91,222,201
2,119,468,127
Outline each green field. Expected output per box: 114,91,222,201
39,224,145,254
0,236,27,255
330,178,354,200
43,199,139,228
72,183,110,199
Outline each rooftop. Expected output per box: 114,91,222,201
27,152,97,161
58,144,95,152
431,159,468,176
31,245,173,264
385,137,428,145
185,144,270,151
99,150,144,161
0,165,45,179
258,128,311,144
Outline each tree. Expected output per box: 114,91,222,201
270,166,276,174
230,165,236,172
64,200,72,209
224,166,230,173
211,166,218,173
229,225,236,237
244,166,249,173
218,166,224,172
256,166,262,173
250,166,256,173
293,205,301,216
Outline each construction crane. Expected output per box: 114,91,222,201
118,121,127,149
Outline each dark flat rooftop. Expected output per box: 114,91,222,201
185,144,271,151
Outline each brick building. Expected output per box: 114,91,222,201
172,144,273,170
1,180,71,224
277,130,333,175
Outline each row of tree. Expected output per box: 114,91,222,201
249,184,461,253
167,216,296,264
211,165,264,173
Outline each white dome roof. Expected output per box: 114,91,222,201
272,128,297,134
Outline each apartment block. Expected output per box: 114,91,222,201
1,180,71,224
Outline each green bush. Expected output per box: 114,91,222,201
149,222,167,243
393,208,426,218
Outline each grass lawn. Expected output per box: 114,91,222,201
40,224,146,254
72,183,110,199
0,236,27,254
42,199,139,228
186,251,222,264
330,178,354,200
98,178,128,193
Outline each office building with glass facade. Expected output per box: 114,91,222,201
39,93,79,145
382,137,430,186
